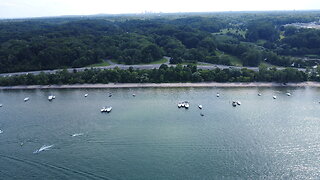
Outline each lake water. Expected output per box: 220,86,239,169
1,87,320,179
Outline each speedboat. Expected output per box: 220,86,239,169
273,96,277,99
198,105,203,109
232,101,237,107
101,107,107,112
286,92,291,96
106,107,112,113
185,103,190,109
84,94,88,97
24,97,29,102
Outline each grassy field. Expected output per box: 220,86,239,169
213,28,246,38
86,61,110,67
138,58,168,65
216,51,243,66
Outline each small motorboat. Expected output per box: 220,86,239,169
198,105,203,109
84,94,88,97
101,107,107,112
24,97,29,102
273,96,277,99
109,93,112,97
132,94,136,97
258,93,262,96
48,95,53,101
0,130,3,134
286,92,291,96
200,113,204,116
232,101,237,107
52,96,55,99
216,93,220,97
184,103,190,109
178,103,182,108
106,107,112,113
236,101,241,105
0,104,2,107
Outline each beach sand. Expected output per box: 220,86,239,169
1,82,320,90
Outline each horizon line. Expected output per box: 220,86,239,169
1,9,320,20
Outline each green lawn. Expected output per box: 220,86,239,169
216,51,243,66
111,58,168,65
86,61,110,67
213,28,246,38
139,58,168,65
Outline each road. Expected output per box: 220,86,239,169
0,58,306,77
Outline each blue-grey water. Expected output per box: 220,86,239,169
1,87,320,179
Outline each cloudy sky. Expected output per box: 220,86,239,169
0,0,319,18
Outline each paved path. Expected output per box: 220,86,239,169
0,57,306,77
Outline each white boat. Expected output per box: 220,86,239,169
232,101,237,107
84,94,88,97
101,107,107,112
286,92,291,96
106,107,112,113
24,97,29,102
0,104,2,107
0,130,3,134
33,144,54,154
198,105,203,109
273,96,277,99
237,101,241,105
178,103,182,108
52,96,55,99
258,93,262,96
48,95,53,101
185,103,190,109
71,133,84,137
217,93,220,97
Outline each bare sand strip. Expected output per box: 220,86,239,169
1,82,320,90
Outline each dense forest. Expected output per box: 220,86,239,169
0,11,320,74
0,65,313,86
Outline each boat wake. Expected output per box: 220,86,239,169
33,144,54,154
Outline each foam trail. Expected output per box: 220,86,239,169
33,144,54,154
71,133,84,137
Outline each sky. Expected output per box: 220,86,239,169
0,0,319,19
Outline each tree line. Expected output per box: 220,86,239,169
0,65,309,86
1,11,320,74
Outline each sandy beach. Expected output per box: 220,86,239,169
1,82,320,90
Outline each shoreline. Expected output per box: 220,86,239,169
1,82,320,89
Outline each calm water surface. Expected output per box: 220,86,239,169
1,87,320,179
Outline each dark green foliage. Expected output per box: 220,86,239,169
0,65,310,86
1,11,320,74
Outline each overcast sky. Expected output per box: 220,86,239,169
0,0,319,18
